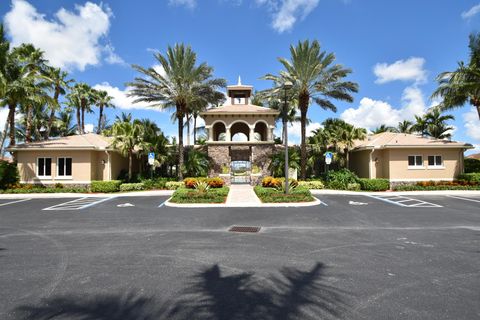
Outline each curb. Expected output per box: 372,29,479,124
310,190,480,196
0,190,174,199
164,197,321,208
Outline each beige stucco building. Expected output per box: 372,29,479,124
200,80,279,184
8,134,129,185
349,132,473,183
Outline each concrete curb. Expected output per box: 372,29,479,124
310,189,480,196
0,190,174,199
164,197,321,208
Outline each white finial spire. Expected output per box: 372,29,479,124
237,75,242,85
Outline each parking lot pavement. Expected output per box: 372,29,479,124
1,194,480,320
0,198,31,207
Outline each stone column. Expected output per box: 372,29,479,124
249,127,255,142
206,126,212,141
226,127,231,141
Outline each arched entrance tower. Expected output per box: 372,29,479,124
200,78,279,185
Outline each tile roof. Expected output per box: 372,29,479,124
467,153,480,159
8,133,113,150
201,103,279,115
352,132,472,151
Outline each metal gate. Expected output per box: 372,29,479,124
231,160,251,184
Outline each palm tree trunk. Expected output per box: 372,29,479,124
25,105,33,143
97,105,103,134
81,107,85,134
185,113,190,146
45,88,60,140
300,107,308,180
76,106,81,134
8,103,16,147
476,104,480,120
177,111,184,180
0,120,9,156
128,151,132,182
193,115,197,145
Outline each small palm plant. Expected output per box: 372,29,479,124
194,180,210,194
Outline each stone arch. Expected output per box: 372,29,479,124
230,121,251,142
254,120,269,141
212,121,226,141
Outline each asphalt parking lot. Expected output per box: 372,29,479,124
1,194,479,320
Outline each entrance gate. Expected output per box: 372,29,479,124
231,160,251,184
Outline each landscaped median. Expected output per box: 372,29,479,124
256,177,315,203
169,177,229,204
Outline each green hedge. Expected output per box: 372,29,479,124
91,180,122,193
465,158,480,173
0,187,88,194
0,160,19,189
393,184,480,191
324,169,359,190
170,187,229,203
298,180,324,190
254,186,314,203
119,183,145,192
359,178,390,191
458,173,480,184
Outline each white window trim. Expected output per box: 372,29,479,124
56,156,73,179
407,155,424,169
427,155,445,169
36,157,52,179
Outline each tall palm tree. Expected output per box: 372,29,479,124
397,120,413,133
93,89,114,134
67,83,94,134
262,40,358,179
432,33,480,120
54,110,77,137
44,67,73,139
424,107,455,139
110,120,149,181
127,43,226,180
411,115,428,135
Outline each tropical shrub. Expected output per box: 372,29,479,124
393,184,480,191
184,177,224,189
262,176,281,188
324,169,359,190
141,178,173,190
165,181,184,190
91,180,122,193
183,150,210,177
0,160,19,190
254,186,314,203
358,178,390,191
193,181,210,194
458,173,480,184
298,180,324,190
119,183,145,192
170,187,229,203
207,177,224,188
347,183,361,191
465,158,480,173
0,186,88,194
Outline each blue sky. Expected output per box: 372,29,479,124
1,0,479,153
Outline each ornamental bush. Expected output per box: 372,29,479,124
165,181,184,190
0,160,19,190
91,180,122,193
465,158,480,173
458,173,480,184
262,176,281,188
298,180,324,190
119,183,145,192
183,177,225,189
358,178,390,191
324,169,359,190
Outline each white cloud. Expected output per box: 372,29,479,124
4,0,121,71
169,0,196,9
373,57,427,84
256,0,319,33
274,120,321,144
84,123,94,133
462,3,480,19
93,82,161,111
340,86,428,130
463,107,480,141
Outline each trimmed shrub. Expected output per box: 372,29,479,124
91,180,122,193
0,187,88,194
262,176,281,188
465,158,480,173
347,183,361,191
184,177,225,189
0,160,19,190
254,186,314,203
298,180,324,190
207,177,225,188
359,178,390,191
458,173,480,184
170,186,229,203
119,183,145,192
324,169,359,190
165,181,184,190
393,184,480,191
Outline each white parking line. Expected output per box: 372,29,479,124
0,198,31,207
447,195,480,204
366,194,442,208
43,197,114,211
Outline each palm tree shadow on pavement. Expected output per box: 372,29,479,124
15,263,350,320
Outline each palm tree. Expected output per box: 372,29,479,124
397,120,413,133
269,148,300,177
44,67,73,139
110,120,149,181
127,43,226,180
432,33,480,120
54,110,77,137
372,124,397,134
93,89,114,134
262,40,358,179
67,83,94,134
424,107,455,139
411,115,428,135
183,149,209,177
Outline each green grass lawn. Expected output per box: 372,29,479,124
170,187,230,204
254,186,314,203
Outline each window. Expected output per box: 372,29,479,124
37,158,52,177
57,157,72,177
428,155,443,167
408,155,423,168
